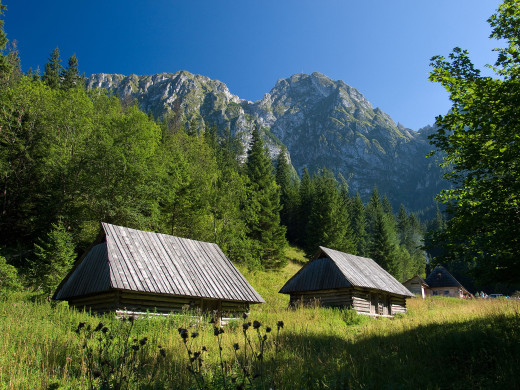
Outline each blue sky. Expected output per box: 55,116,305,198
5,0,502,130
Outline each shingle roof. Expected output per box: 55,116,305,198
425,266,465,289
279,246,414,297
54,223,264,303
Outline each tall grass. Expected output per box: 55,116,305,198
1,264,519,389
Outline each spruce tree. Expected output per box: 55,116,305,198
61,54,83,89
244,127,287,269
351,192,368,256
275,149,299,243
0,1,9,78
32,221,76,298
366,187,401,278
43,47,63,89
304,169,354,257
296,167,313,247
0,2,19,87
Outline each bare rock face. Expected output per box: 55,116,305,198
87,71,445,212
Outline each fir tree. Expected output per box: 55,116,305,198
304,169,354,257
43,47,63,89
296,167,313,247
244,127,287,269
275,149,299,243
351,192,368,256
61,54,83,89
32,221,76,298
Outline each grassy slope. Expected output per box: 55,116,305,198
1,256,519,389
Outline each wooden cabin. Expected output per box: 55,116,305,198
403,275,429,299
53,223,264,317
424,266,471,298
279,247,414,317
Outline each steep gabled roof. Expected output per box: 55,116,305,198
425,266,466,290
403,275,429,287
279,246,413,297
54,223,264,304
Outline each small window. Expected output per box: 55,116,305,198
444,290,449,295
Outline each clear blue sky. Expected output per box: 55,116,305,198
5,0,502,130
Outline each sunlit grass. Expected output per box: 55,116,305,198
1,262,519,389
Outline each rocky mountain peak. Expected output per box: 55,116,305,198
86,71,444,212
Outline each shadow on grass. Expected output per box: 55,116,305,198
278,313,520,389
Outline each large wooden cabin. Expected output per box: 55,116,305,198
53,223,264,317
279,247,414,316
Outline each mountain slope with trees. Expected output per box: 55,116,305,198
87,72,446,213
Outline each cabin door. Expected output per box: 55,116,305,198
370,293,377,315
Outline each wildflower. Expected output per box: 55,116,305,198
139,337,148,346
263,335,267,341
160,348,166,357
101,327,109,334
233,343,239,350
132,345,139,351
242,322,250,331
242,312,248,320
253,320,261,329
178,328,189,341
277,321,284,330
191,332,199,339
213,327,220,336
94,322,104,332
265,326,272,333
202,346,207,351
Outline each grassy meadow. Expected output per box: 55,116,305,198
1,259,519,390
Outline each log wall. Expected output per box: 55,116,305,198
288,287,407,316
68,291,250,316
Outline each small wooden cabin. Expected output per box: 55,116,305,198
279,247,414,316
403,275,429,299
424,266,471,298
53,223,264,316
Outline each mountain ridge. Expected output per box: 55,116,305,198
86,71,445,213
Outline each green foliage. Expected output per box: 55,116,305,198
43,47,63,89
0,255,21,294
275,149,299,242
32,221,76,297
245,127,287,269
428,0,520,285
304,168,355,257
61,54,84,90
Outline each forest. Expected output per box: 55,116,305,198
2,0,520,298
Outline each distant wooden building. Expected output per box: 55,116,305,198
403,275,429,299
424,266,471,298
53,223,264,316
279,247,414,316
